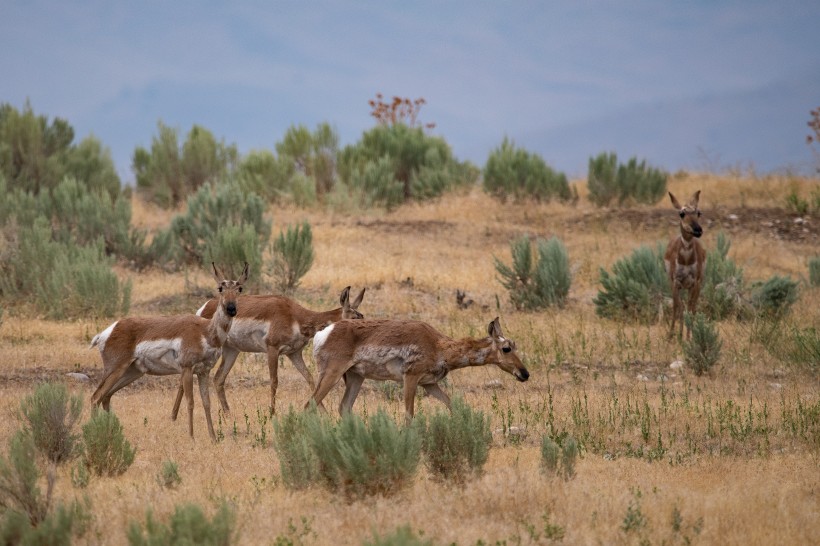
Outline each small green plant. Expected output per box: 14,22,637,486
809,257,820,287
269,221,315,293
127,501,237,546
363,525,434,546
593,244,669,322
157,460,182,490
540,435,578,480
621,489,648,534
785,188,809,215
750,275,799,319
18,382,83,465
272,516,316,546
683,313,722,376
495,235,571,310
418,398,492,484
70,459,90,489
587,152,667,206
483,138,572,202
81,408,136,477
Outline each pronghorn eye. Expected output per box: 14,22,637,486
697,211,702,217
502,346,512,354
679,211,686,218
218,286,223,293
238,286,243,293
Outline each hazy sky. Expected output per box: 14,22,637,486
2,1,819,182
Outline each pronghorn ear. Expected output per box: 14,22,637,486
211,262,223,283
688,190,701,208
351,287,365,309
239,262,250,284
488,317,502,338
340,286,351,307
668,191,683,210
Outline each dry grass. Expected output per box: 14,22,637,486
1,173,819,545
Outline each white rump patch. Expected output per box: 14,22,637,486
90,321,118,351
313,323,335,354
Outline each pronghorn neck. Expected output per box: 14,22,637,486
301,308,343,337
441,336,494,371
207,300,234,347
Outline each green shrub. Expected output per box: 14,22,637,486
483,138,571,202
162,180,271,271
205,224,263,284
809,257,820,287
593,245,669,322
339,123,474,208
19,383,82,465
277,123,339,198
0,499,91,546
0,431,50,526
701,232,747,320
133,121,238,208
495,235,571,310
269,221,315,293
750,275,799,319
540,435,578,480
586,152,667,206
683,313,722,376
127,501,236,546
81,408,136,477
363,525,434,546
157,461,182,490
272,408,320,490
418,398,492,484
235,150,293,203
273,408,421,499
0,218,132,319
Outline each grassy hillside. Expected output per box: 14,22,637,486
0,172,818,545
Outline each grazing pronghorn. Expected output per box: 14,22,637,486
90,263,249,440
174,286,366,416
309,317,529,424
664,190,706,339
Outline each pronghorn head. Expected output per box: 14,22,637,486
212,262,249,317
488,317,529,382
340,286,366,320
669,190,703,239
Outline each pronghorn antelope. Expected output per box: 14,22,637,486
664,190,706,339
174,286,366,416
309,317,529,424
90,263,249,440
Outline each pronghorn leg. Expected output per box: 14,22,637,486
182,367,195,438
267,347,282,414
197,372,216,441
100,365,144,411
669,286,681,339
92,359,137,408
171,380,184,421
308,358,349,412
402,374,422,426
338,372,364,415
212,345,240,415
286,350,316,391
422,383,452,411
686,286,702,340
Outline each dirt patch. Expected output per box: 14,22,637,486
354,218,455,234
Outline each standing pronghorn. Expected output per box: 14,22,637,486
174,286,366,416
90,263,249,440
309,317,529,424
664,190,706,339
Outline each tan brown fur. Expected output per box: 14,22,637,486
664,190,707,339
91,263,248,440
185,286,366,415
310,317,529,424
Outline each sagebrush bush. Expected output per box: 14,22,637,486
418,398,492,484
205,224,263,284
809,257,820,287
750,275,799,319
127,501,236,546
346,156,404,210
273,408,421,499
483,138,571,202
495,235,571,310
683,313,722,376
363,525,434,546
593,244,669,322
269,221,315,293
0,431,50,526
19,382,82,465
701,232,747,320
81,408,136,477
157,460,182,490
540,435,578,480
587,152,667,206
272,408,320,490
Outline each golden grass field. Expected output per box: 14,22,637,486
1,172,818,545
